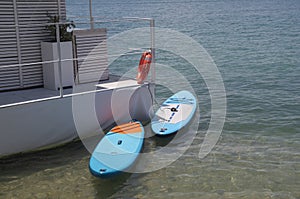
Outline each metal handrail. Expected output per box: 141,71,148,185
2,21,74,28
1,17,155,101
0,51,145,69
55,23,63,97
0,51,145,70
0,82,150,109
1,17,153,28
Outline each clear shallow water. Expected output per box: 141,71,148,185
1,0,300,198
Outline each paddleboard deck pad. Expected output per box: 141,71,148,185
89,121,144,177
151,90,197,135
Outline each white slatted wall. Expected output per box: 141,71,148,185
0,0,20,90
0,0,66,91
73,29,109,84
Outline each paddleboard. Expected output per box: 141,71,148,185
89,121,144,177
151,90,197,135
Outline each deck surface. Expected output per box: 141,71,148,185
0,75,141,108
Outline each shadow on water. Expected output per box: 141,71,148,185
151,134,176,147
0,140,89,182
141,123,176,153
92,172,132,199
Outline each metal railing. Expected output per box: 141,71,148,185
0,17,155,107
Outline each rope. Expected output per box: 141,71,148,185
146,84,171,132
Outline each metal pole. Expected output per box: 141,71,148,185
56,23,63,97
57,0,61,17
13,0,23,87
150,19,155,83
89,0,94,29
150,19,155,103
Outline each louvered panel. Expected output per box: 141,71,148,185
0,6,13,9
77,53,104,59
0,34,17,40
79,68,108,75
0,0,20,91
20,36,51,42
0,79,20,87
78,61,108,70
22,80,43,88
20,43,44,49
0,39,18,45
0,0,67,91
0,65,19,72
23,75,43,83
18,1,60,5
0,60,19,66
0,65,19,71
0,67,20,89
18,10,58,14
0,85,21,90
21,55,42,61
0,69,19,76
20,26,47,30
23,76,43,82
78,57,108,65
18,11,64,16
22,58,42,64
77,51,108,59
18,18,56,22
0,21,15,26
22,64,43,72
21,53,42,60
73,28,109,84
16,0,66,88
0,0,14,3
23,71,43,76
19,30,49,35
0,21,15,25
76,48,107,56
0,54,18,59
0,19,15,24
21,50,41,56
78,64,108,73
0,46,17,53
77,64,107,72
0,2,14,5
0,45,17,53
0,11,15,15
77,45,107,51
75,36,106,43
0,75,21,81
22,63,43,86
0,11,13,14
75,40,107,48
0,30,17,36
0,47,17,55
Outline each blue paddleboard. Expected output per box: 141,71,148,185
151,90,197,135
89,121,144,177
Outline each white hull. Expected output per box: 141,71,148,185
0,85,152,157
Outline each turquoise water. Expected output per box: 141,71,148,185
1,0,300,198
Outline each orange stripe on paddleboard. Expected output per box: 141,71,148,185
112,122,138,129
111,122,142,134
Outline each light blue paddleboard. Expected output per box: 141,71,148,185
89,121,144,177
151,90,197,135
